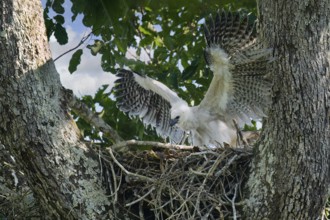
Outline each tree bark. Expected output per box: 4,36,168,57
0,1,110,219
243,0,330,219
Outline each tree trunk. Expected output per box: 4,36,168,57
0,1,110,219
243,0,330,219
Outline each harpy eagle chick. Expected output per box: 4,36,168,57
113,11,272,147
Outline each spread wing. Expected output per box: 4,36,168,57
201,11,273,126
113,69,186,143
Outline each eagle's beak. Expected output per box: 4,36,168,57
169,117,179,126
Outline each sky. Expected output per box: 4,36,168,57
42,0,116,97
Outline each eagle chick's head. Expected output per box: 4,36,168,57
170,104,196,130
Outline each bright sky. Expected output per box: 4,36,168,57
41,0,116,97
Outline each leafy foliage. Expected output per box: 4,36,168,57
44,0,257,142
44,0,68,44
68,49,83,73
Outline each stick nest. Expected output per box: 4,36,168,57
101,145,253,219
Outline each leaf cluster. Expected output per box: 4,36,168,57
44,0,68,44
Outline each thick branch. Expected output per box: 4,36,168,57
63,88,123,143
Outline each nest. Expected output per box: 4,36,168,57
101,144,253,220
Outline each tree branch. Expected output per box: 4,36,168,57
62,88,123,143
107,147,155,183
110,139,195,153
53,32,92,62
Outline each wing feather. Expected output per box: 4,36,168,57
113,69,185,143
202,10,273,126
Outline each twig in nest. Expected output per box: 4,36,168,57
110,161,121,202
139,201,145,219
208,151,228,176
233,119,249,147
108,147,154,183
193,152,226,218
215,154,238,177
224,184,239,220
99,152,122,203
188,168,208,176
111,139,195,153
126,186,156,207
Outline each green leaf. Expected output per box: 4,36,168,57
87,40,104,56
45,0,52,7
54,23,68,45
52,0,65,14
243,120,258,131
163,36,175,50
54,15,65,25
138,25,153,36
181,58,200,80
68,49,83,74
154,36,164,47
168,71,179,89
114,38,127,53
44,18,54,39
94,85,109,103
139,36,153,47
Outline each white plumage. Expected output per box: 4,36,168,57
113,11,272,147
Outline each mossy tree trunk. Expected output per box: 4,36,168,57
243,0,330,219
0,0,110,219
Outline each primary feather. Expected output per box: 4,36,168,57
113,69,186,143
